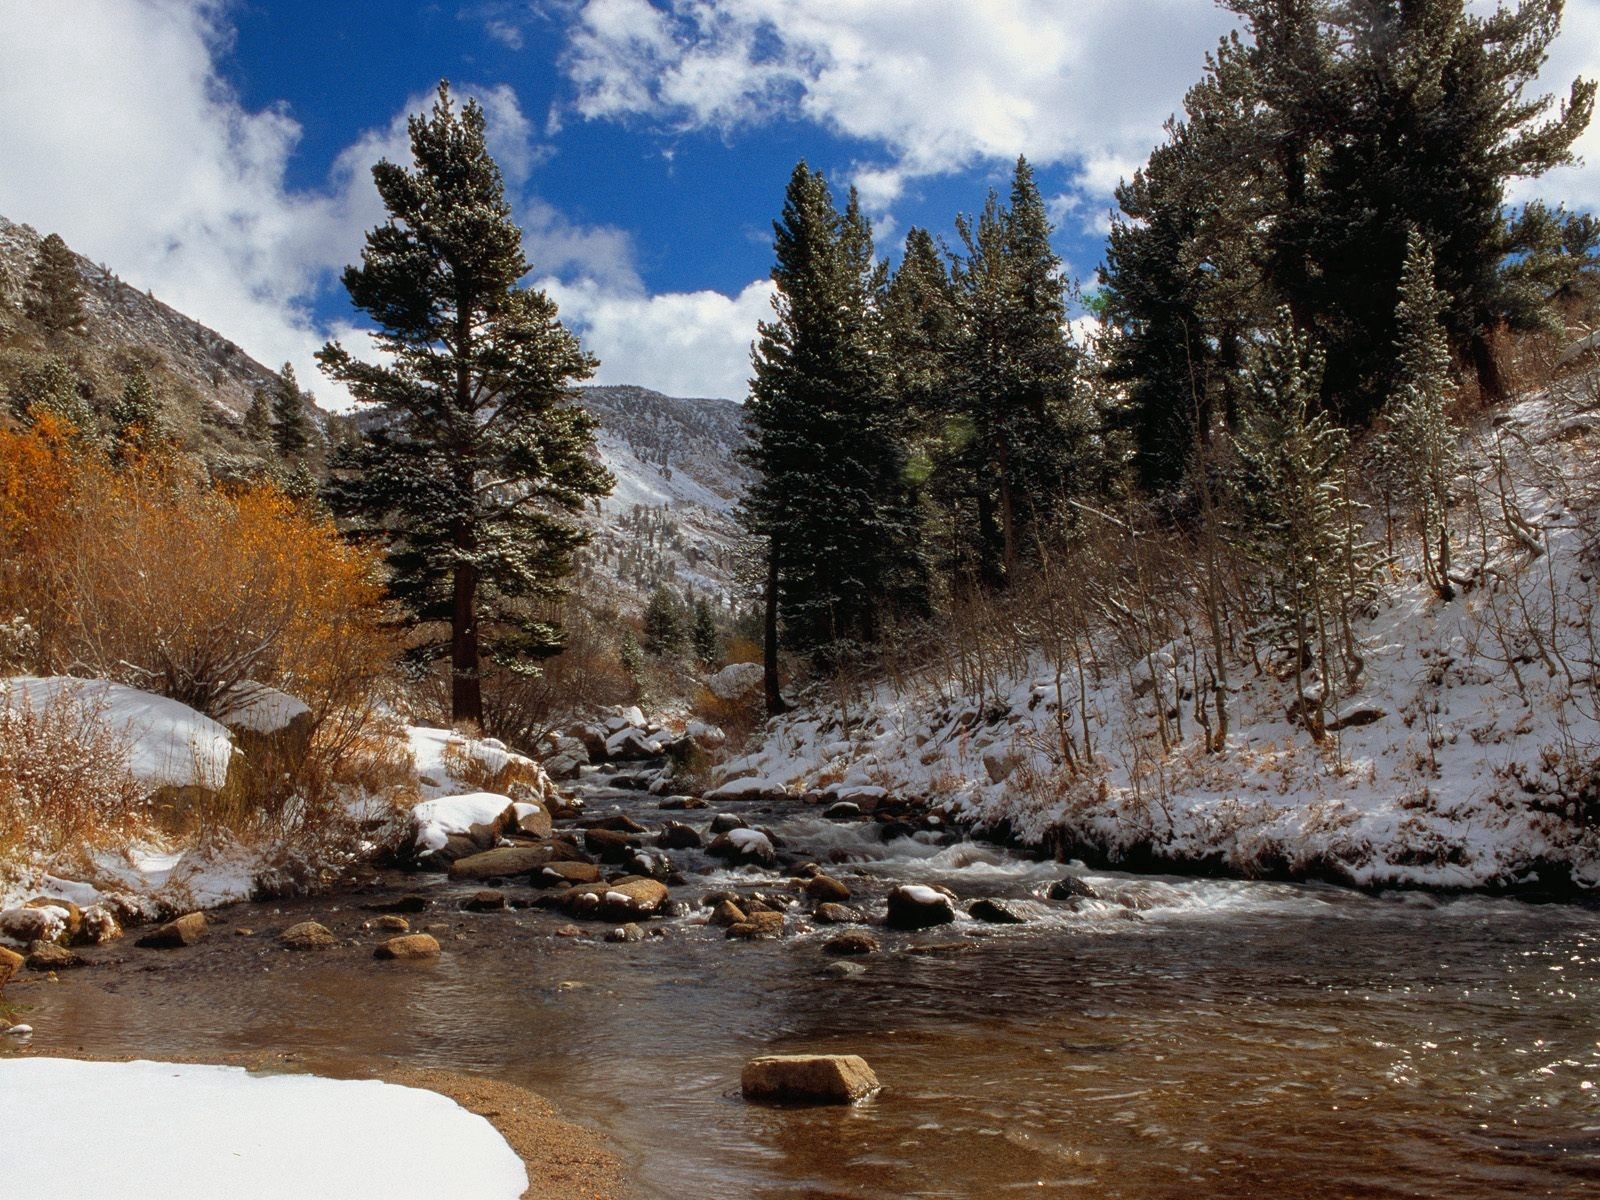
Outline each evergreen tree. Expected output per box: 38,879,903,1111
319,82,613,725
691,597,720,667
270,363,314,461
948,158,1086,584
24,233,86,336
109,365,163,463
642,585,687,657
1376,229,1461,600
243,386,273,447
741,162,926,710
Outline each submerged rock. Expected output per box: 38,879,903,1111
741,1054,880,1104
279,921,337,951
814,902,862,925
462,891,506,912
968,899,1026,925
136,912,207,949
374,933,441,961
373,915,410,933
725,911,785,940
25,943,85,971
605,923,646,944
804,875,852,903
822,932,878,956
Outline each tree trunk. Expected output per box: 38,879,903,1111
451,559,482,727
1471,327,1509,405
763,538,788,717
998,440,1016,586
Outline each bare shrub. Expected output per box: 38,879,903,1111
0,689,149,863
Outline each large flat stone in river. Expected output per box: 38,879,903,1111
741,1054,880,1104
447,845,552,881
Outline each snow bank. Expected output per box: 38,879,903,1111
721,375,1600,893
407,726,547,799
0,1059,527,1200
2,676,232,791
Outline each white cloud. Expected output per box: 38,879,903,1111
563,0,1238,212
544,276,775,400
0,1,639,408
1510,0,1600,211
563,0,1600,223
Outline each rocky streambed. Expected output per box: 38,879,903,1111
6,751,1600,1198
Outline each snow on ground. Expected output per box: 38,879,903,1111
722,370,1600,892
0,1059,527,1200
214,683,310,733
407,725,547,799
1,676,232,791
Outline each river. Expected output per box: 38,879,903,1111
9,763,1600,1198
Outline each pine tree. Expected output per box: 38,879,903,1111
1377,229,1461,600
691,598,720,667
270,363,313,462
109,365,163,463
741,162,926,710
319,82,613,725
24,233,86,336
642,585,686,657
948,158,1085,584
243,386,273,447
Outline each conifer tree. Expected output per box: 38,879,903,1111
320,82,612,725
741,162,926,710
109,365,163,463
691,597,720,667
948,158,1085,584
24,233,86,336
243,386,273,447
270,363,313,462
1376,230,1461,600
642,585,686,657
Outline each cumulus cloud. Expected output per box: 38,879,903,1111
0,1,653,405
544,276,775,400
562,0,1600,220
562,0,1238,211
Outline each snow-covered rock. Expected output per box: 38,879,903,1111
707,662,764,702
409,793,517,855
1,676,232,792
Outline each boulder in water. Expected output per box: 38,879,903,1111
725,911,784,939
279,921,337,950
805,875,851,903
136,912,208,949
709,828,777,868
885,885,956,930
822,932,878,956
657,821,703,850
448,845,552,882
968,899,1026,925
741,1054,880,1104
374,933,441,961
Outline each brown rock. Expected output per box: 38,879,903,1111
822,932,878,956
814,903,861,925
740,1054,880,1104
657,821,703,850
709,900,747,927
804,875,852,904
448,845,552,881
554,924,583,938
26,942,84,970
605,923,646,943
374,915,410,932
0,945,22,990
885,885,956,930
279,921,337,950
463,890,507,912
136,911,208,949
516,804,554,838
534,861,603,888
585,828,640,862
562,877,669,922
725,911,784,940
374,933,441,961
367,895,430,914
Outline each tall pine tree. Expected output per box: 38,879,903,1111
271,363,314,462
320,82,612,725
24,233,85,336
741,162,926,711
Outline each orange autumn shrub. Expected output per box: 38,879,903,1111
0,423,398,747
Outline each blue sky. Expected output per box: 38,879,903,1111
1,0,1595,406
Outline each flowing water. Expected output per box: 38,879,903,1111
8,765,1600,1198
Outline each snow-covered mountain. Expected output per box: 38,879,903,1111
573,385,751,608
